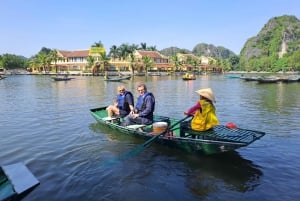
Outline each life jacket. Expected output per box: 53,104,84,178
136,92,155,113
117,91,133,114
191,99,219,131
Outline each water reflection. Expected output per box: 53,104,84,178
182,152,262,197
89,122,263,199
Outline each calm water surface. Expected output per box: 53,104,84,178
1,75,300,201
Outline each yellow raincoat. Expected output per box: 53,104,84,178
191,99,219,131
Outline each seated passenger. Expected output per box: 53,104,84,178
181,88,219,137
106,85,134,118
122,83,155,126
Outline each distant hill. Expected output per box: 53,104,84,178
160,44,235,59
240,15,300,71
160,47,191,56
192,43,236,59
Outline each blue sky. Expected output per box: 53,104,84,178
1,0,299,57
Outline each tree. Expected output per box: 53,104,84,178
129,53,136,74
100,52,110,76
147,46,157,51
109,45,119,61
118,43,130,60
229,55,240,70
170,55,183,72
0,54,28,69
86,56,95,73
36,52,49,73
49,49,61,73
92,41,104,47
140,42,147,50
142,56,153,75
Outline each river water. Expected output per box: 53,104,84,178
1,75,300,201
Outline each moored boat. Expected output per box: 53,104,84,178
225,74,242,79
257,76,280,83
52,76,74,81
90,107,265,155
280,75,300,83
104,75,131,82
0,162,39,201
240,76,260,81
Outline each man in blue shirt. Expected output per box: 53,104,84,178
122,83,155,126
106,85,134,118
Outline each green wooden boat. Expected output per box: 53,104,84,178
0,163,39,201
90,107,265,155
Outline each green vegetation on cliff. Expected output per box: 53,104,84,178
240,15,300,72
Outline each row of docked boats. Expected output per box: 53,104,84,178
240,75,300,83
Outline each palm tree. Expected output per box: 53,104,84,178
129,53,136,75
170,55,183,72
86,56,95,74
147,45,157,51
109,45,119,61
142,56,153,75
36,52,48,73
49,49,61,73
140,42,147,50
95,52,110,75
118,43,130,60
92,41,104,47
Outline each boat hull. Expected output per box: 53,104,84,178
0,163,39,201
90,107,265,155
104,75,131,81
52,77,74,81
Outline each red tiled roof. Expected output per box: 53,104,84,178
57,50,89,58
137,50,163,59
58,50,72,57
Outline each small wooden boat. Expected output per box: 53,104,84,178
104,75,131,82
0,163,39,201
280,75,300,83
182,73,196,80
240,76,260,81
257,76,280,83
225,74,241,79
90,107,265,155
0,76,7,80
52,76,74,81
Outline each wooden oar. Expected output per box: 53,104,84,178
99,115,192,168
